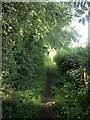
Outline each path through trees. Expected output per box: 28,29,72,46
41,67,55,118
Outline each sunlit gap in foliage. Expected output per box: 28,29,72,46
44,47,57,68
70,10,88,48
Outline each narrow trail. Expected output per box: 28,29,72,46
41,67,55,118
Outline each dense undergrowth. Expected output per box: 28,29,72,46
2,2,90,119
52,73,90,120
3,67,46,118
51,48,90,120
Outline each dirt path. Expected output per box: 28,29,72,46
41,67,55,118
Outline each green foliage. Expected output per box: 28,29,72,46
74,1,89,25
2,2,76,92
52,72,90,120
3,68,46,118
52,45,90,120
77,9,85,14
2,2,89,119
46,27,80,49
54,47,88,74
52,76,85,120
2,3,73,118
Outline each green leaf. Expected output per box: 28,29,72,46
85,14,89,21
74,13,81,17
81,2,83,8
74,2,77,8
81,6,88,11
78,19,81,23
83,2,87,7
81,2,87,8
87,2,90,7
77,9,85,14
82,17,85,25
77,2,80,7
89,11,90,17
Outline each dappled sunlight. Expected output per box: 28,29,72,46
3,96,44,118
3,2,90,119
13,90,43,105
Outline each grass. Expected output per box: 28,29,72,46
3,65,47,118
2,56,90,119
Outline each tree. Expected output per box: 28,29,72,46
2,2,77,90
2,2,85,118
74,1,90,25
